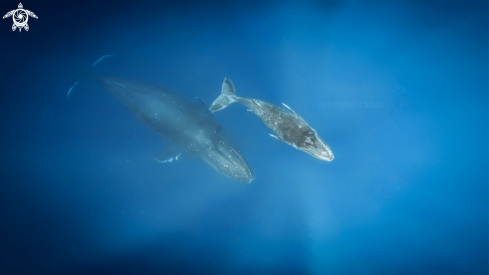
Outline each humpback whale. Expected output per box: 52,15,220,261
69,67,254,183
210,78,334,161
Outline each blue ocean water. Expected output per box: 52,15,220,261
0,1,487,274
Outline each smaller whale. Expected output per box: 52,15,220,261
210,78,334,161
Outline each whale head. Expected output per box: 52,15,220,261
195,129,254,183
295,129,334,161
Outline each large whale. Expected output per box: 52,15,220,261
210,78,334,161
69,67,254,183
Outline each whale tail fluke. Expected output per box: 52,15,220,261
67,55,112,98
209,78,238,112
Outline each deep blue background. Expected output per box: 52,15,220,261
0,1,487,274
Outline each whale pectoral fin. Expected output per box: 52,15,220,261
281,103,299,118
269,134,283,142
282,103,307,123
155,152,182,164
92,55,112,67
252,99,262,108
155,146,182,164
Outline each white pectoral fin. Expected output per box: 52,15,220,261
282,102,307,123
92,55,112,67
282,103,298,118
269,134,282,142
67,79,80,98
252,99,262,107
156,146,182,164
155,153,181,164
67,55,112,98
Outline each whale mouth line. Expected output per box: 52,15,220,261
311,152,334,161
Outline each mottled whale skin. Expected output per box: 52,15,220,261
210,78,334,161
81,75,254,183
